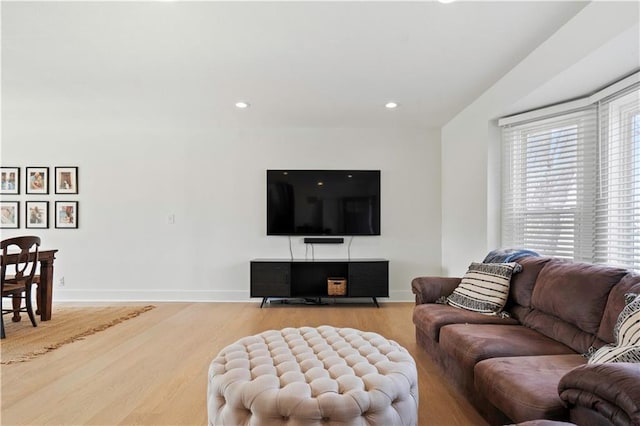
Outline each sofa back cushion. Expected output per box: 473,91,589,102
506,257,551,322
589,292,640,363
596,273,640,345
522,260,627,353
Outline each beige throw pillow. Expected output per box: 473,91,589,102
446,262,518,316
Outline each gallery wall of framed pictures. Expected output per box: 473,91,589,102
1,166,79,229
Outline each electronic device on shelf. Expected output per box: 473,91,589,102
267,169,380,236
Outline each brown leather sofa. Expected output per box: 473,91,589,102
411,256,640,425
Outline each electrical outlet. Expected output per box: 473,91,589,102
168,214,175,225
58,277,65,287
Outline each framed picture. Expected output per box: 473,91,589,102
55,166,78,194
55,201,78,229
0,167,20,195
0,201,20,229
26,201,49,229
26,167,49,194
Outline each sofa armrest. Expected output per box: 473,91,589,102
411,276,461,305
558,362,640,426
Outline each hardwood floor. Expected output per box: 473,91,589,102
1,302,488,426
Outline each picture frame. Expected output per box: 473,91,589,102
26,201,49,229
55,201,78,229
1,201,20,229
1,167,20,195
55,166,78,194
26,167,49,195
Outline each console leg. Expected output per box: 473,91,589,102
260,297,268,308
372,297,379,308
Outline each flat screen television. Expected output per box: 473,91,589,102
267,170,380,236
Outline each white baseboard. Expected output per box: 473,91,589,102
389,290,414,302
54,289,248,302
54,289,416,303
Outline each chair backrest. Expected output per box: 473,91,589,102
1,236,41,291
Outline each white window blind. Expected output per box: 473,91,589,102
502,108,598,260
502,79,640,271
595,84,640,269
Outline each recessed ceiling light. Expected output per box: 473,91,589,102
438,0,456,3
235,101,250,109
385,102,398,109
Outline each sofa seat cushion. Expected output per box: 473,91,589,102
440,324,576,371
475,354,586,423
412,303,519,341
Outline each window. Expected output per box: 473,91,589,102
502,109,597,261
501,77,640,271
595,86,640,269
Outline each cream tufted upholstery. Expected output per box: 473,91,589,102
208,326,418,426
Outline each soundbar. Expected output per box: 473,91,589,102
303,237,344,244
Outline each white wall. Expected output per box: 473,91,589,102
440,2,640,276
1,116,441,301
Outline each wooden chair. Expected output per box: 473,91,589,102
1,236,41,339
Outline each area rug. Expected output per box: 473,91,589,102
0,305,155,364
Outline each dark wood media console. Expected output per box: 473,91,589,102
250,258,389,308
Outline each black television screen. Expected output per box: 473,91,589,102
267,170,380,236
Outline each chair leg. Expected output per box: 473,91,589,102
1,313,5,339
11,296,21,322
35,284,41,315
25,286,38,328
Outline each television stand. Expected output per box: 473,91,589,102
250,258,389,308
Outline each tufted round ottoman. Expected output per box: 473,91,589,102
207,325,418,425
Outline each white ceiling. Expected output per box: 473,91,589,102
0,1,612,129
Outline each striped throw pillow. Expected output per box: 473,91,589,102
446,262,517,315
588,344,640,364
589,293,640,364
616,293,640,346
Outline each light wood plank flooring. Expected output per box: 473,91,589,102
1,302,488,426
